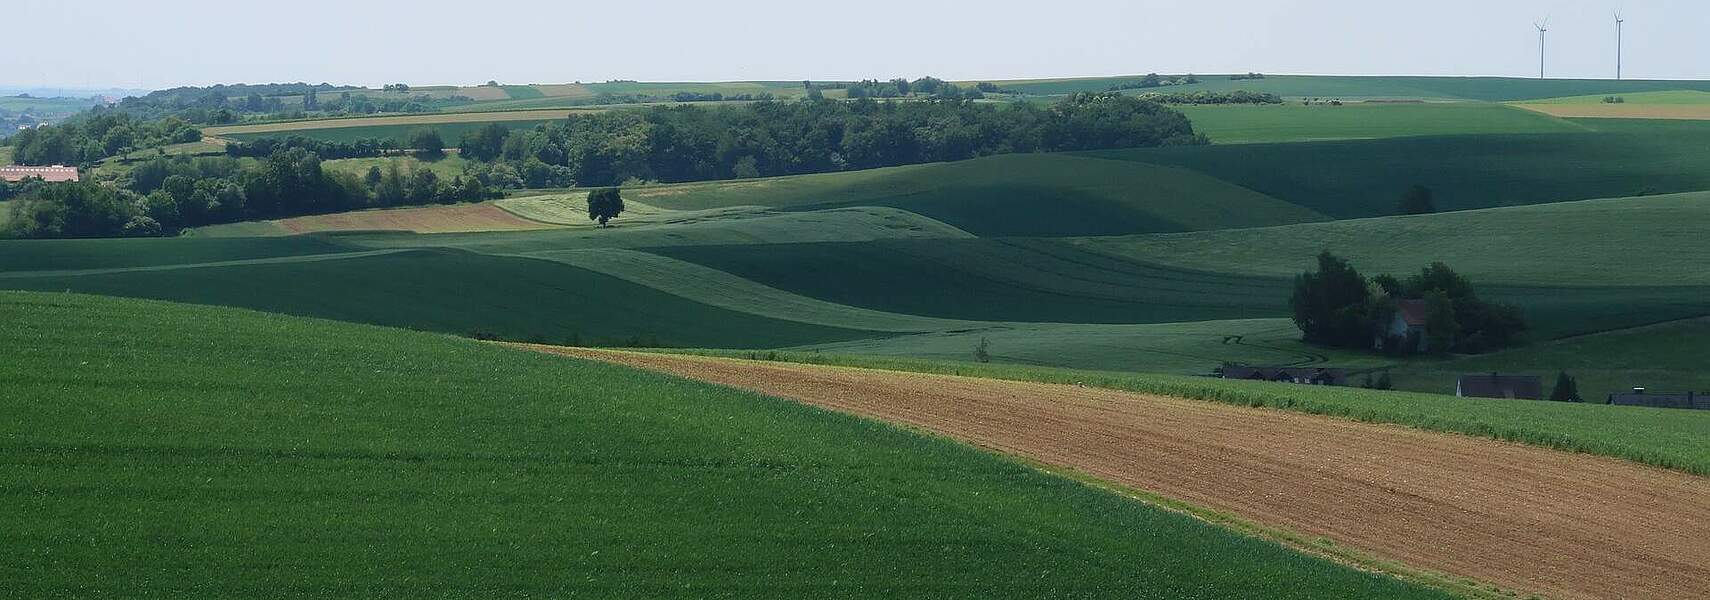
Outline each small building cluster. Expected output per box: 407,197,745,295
0,165,80,183
1608,389,1710,410
1454,373,1543,400
1216,364,1347,386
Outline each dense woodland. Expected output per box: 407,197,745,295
453,93,1203,187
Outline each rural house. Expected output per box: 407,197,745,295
1455,373,1542,400
1374,298,1428,352
0,165,79,183
1218,364,1348,386
1607,389,1710,410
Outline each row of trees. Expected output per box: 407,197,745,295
1134,91,1283,105
452,93,1203,187
1108,73,1202,92
8,112,201,166
1290,252,1527,355
4,150,497,238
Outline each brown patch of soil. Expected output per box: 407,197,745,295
1516,103,1710,120
521,346,1710,600
275,203,556,234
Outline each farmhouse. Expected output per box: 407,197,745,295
1218,364,1348,386
1374,298,1428,352
1456,373,1543,400
1608,389,1710,410
0,165,79,183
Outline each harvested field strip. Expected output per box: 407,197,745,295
1516,103,1710,120
530,347,1710,600
274,203,559,234
202,109,588,137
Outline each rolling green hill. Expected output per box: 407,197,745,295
0,249,878,348
992,74,1710,101
0,291,1446,598
1180,102,1587,144
1074,192,1710,287
1083,131,1710,217
649,239,1287,324
629,153,1325,236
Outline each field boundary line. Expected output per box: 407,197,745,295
0,249,410,278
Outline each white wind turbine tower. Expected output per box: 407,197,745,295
1615,11,1626,80
1535,17,1550,79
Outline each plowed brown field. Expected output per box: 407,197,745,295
521,346,1710,600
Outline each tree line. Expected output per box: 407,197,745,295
1134,91,1283,105
1291,251,1527,355
453,93,1204,187
3,150,498,238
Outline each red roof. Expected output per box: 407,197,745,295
1396,298,1429,327
0,165,79,183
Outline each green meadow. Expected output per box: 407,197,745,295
0,291,1450,599
1180,102,1586,143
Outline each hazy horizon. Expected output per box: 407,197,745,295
5,0,1706,90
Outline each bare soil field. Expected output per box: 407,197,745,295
275,202,557,234
202,109,592,137
1516,103,1710,120
523,346,1710,600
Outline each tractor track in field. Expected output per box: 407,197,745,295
519,346,1710,600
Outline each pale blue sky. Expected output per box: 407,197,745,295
6,0,1706,89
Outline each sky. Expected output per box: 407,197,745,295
5,0,1706,90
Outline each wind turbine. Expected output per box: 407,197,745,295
1535,17,1550,79
1615,10,1626,80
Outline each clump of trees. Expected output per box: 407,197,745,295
455,93,1203,188
9,112,200,166
1229,73,1266,81
1289,251,1527,355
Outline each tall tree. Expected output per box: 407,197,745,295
586,187,624,227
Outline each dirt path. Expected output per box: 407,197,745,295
521,346,1710,600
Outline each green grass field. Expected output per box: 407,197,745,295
1180,102,1587,143
650,238,1287,324
1074,191,1710,287
0,249,876,348
321,153,473,180
1083,131,1710,217
629,153,1325,236
0,291,1450,599
672,348,1710,477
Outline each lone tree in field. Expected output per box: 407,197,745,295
1399,185,1436,215
1549,371,1583,402
587,188,624,227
